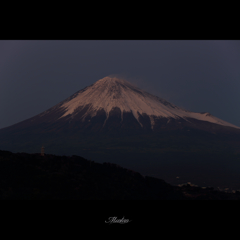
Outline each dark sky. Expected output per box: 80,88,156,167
1,40,240,129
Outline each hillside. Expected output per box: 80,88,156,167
0,150,239,200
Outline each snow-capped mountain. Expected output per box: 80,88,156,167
31,75,238,131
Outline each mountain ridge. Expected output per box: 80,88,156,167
1,149,240,199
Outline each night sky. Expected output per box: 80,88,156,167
1,40,240,129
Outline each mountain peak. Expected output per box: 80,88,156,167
58,75,150,125
93,76,138,90
96,76,127,84
49,75,240,130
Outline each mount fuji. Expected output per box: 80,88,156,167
57,76,239,130
2,75,238,133
1,76,240,190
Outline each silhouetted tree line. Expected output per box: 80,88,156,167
0,150,239,200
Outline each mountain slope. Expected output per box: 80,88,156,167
28,76,240,130
56,76,239,129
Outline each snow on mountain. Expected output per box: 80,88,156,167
54,76,239,129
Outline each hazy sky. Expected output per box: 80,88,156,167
1,40,240,129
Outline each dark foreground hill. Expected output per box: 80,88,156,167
0,150,240,200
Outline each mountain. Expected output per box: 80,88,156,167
54,76,239,131
1,76,239,134
1,76,240,190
